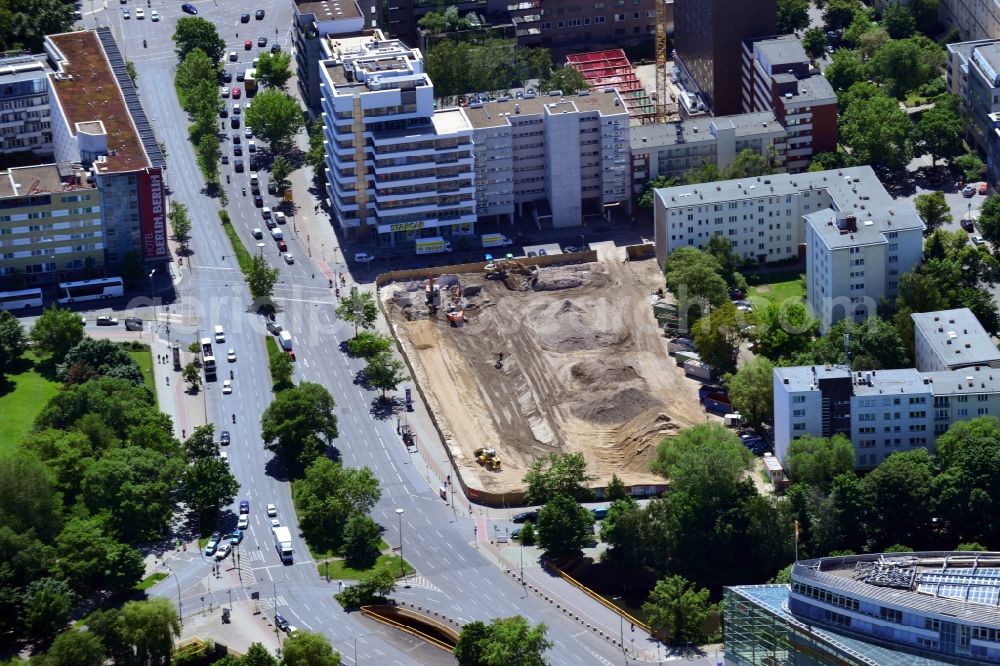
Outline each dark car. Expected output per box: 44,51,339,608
239,500,249,514
96,315,119,326
267,182,277,195
236,70,246,82
255,9,265,19
221,155,229,165
233,145,243,156
512,511,538,524
274,614,289,632
254,195,263,207
511,528,522,540
240,12,250,22
181,3,198,14
234,159,244,172
231,116,240,128
962,217,976,232
591,507,608,520
222,71,232,83
219,107,228,118
271,43,281,54
232,133,241,144
124,317,143,331
258,36,267,46
251,183,260,195
220,430,231,445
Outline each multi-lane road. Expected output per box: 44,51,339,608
72,1,708,663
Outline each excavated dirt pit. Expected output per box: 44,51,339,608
381,254,705,495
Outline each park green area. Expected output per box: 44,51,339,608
747,272,805,311
0,353,58,456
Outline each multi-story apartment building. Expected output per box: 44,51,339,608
630,111,787,191
0,54,53,160
45,30,168,268
912,308,1000,372
741,35,838,172
0,163,103,288
293,0,369,110
942,0,1000,41
805,208,923,332
509,0,669,52
320,33,477,247
946,39,1000,157
462,90,629,228
673,0,776,116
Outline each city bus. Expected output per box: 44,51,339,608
56,277,124,303
0,288,43,311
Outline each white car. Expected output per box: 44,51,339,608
270,519,280,529
135,8,144,18
252,228,263,239
261,206,271,219
229,51,238,62
283,253,294,265
221,87,230,98
227,349,237,362
237,515,249,530
151,9,160,21
354,252,375,263
215,543,231,560
222,379,233,394
273,211,286,224
266,503,277,517
122,8,130,18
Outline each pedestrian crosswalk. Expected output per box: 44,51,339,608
256,595,288,610
399,574,440,592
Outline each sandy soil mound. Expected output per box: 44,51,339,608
570,358,641,386
571,387,662,424
530,298,627,352
533,265,610,292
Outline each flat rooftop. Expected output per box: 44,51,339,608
775,364,851,392
47,31,148,173
431,107,471,134
462,90,626,129
630,111,783,150
912,308,1000,369
754,35,808,67
0,163,93,199
0,54,50,83
926,364,1000,397
294,0,362,20
806,208,923,249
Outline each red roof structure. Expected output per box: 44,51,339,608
565,49,653,121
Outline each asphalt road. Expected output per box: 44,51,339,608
76,1,702,664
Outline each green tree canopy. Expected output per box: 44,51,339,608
454,616,552,666
911,95,965,165
347,331,393,359
58,338,141,384
256,51,292,89
641,575,714,645
883,2,917,38
692,301,754,374
118,598,182,666
30,306,85,367
536,494,594,557
914,191,953,234
0,454,62,541
342,513,381,568
824,49,866,92
245,90,305,153
522,452,594,505
776,0,810,33
43,627,106,666
786,435,856,491
168,201,192,244
23,577,74,639
175,48,217,104
261,382,339,471
539,66,590,95
172,17,226,64
823,0,864,30
724,357,775,429
244,254,281,302
181,457,240,529
663,247,729,321
839,82,913,167
0,310,27,375
934,417,1000,544
280,630,342,666
651,423,753,493
363,351,410,397
802,27,828,60
811,316,909,370
0,0,74,52
862,449,936,550
335,290,378,335
53,517,143,595
751,300,817,362
292,457,380,551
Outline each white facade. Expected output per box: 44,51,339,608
0,55,52,158
320,35,476,246
912,308,1000,372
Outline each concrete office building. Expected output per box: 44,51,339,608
673,0,776,116
320,33,477,247
912,308,1000,372
293,0,369,111
946,39,1000,156
509,0,669,52
741,35,838,172
462,90,630,228
0,163,103,288
0,54,53,160
45,30,168,267
653,166,923,330
630,111,787,191
726,551,1000,666
942,0,1000,41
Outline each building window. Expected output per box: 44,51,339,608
614,13,625,21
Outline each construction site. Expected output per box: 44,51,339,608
381,248,705,496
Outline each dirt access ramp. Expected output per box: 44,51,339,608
381,245,704,496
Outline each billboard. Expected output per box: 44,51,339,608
138,167,169,261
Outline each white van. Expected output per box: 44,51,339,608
214,325,225,342
270,227,283,241
249,172,259,185
278,330,293,351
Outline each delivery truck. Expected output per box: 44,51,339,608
278,330,293,351
272,525,293,563
415,236,452,255
200,337,217,379
481,233,513,248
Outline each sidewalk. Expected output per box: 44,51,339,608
149,333,207,440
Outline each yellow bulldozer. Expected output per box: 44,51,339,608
474,447,502,471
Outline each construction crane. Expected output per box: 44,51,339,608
655,0,668,123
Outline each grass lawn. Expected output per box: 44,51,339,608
0,353,59,456
133,571,168,592
316,554,414,580
219,210,252,272
747,271,805,312
127,346,157,399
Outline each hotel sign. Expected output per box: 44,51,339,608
138,168,169,260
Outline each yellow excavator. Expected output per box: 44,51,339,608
474,447,502,471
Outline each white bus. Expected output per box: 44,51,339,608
0,288,43,311
56,277,125,303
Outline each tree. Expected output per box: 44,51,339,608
335,290,378,335
261,382,339,471
519,522,535,546
811,316,909,370
869,36,943,99
175,48,217,104
776,0,809,33
44,628,106,666
651,423,753,491
638,175,674,209
183,361,202,390
823,49,866,93
705,234,745,290
839,83,913,167
0,0,74,51
663,247,729,321
0,310,26,374
271,156,293,192
934,417,1000,544
335,561,397,608
126,59,138,86
605,473,628,501
599,498,647,568
751,300,817,362
342,513,381,568
454,616,552,666
0,454,63,540
724,148,774,180
725,357,774,429
347,331,392,359
418,6,473,33
23,578,75,639
862,449,935,549
954,152,986,182
539,66,590,95
118,598,181,666
976,194,1000,250
522,452,594,505
182,457,240,530
58,338,141,383
30,306,85,366
914,191,952,233
256,51,293,89
305,120,326,185
243,643,280,666
280,631,342,666
184,424,218,461
169,201,192,244
196,132,221,184
823,0,863,30
883,3,917,39
363,351,410,397
911,96,964,165
53,517,143,595
270,350,294,390
802,27,828,61
786,435,856,491
536,494,594,557
244,254,281,301
692,301,754,375
642,576,714,645
172,17,226,64
245,90,305,153
293,458,380,551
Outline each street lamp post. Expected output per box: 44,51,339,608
148,269,157,331
395,508,405,579
257,242,266,256
163,563,183,627
612,595,626,662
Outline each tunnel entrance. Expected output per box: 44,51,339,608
361,604,460,650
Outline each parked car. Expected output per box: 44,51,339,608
96,315,119,326
181,3,198,14
254,195,263,207
274,614,289,632
963,184,977,197
354,252,375,263
512,511,538,524
973,235,987,246
222,71,232,83
962,217,975,232
230,530,244,544
215,543,231,560
271,43,281,54
267,321,283,335
203,532,221,556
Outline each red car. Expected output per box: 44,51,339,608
232,87,241,99
277,240,287,252
244,39,252,50
980,182,989,195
